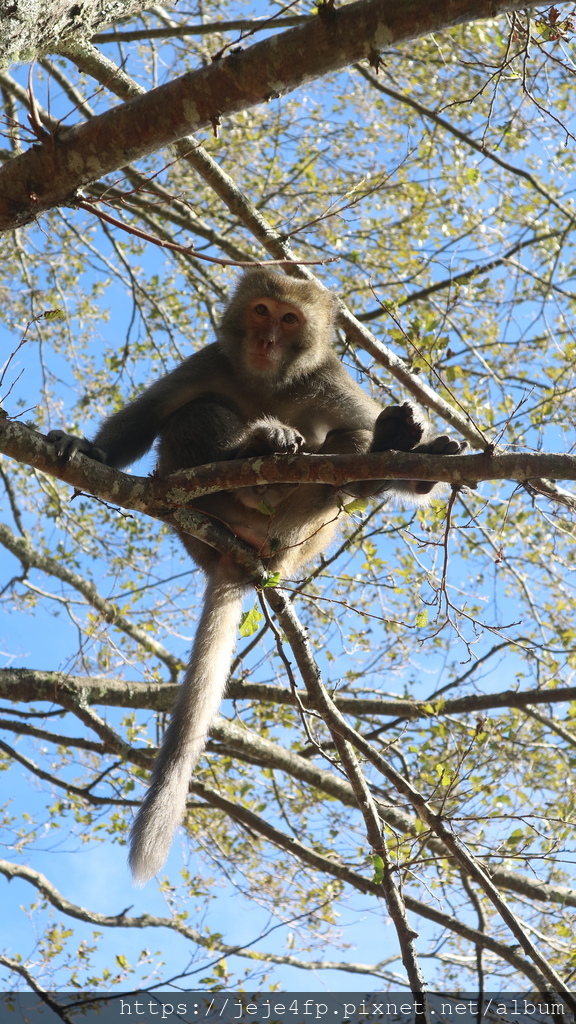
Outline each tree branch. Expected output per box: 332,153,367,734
0,738,128,805
3,668,576,914
191,781,549,987
303,674,576,1005
4,666,576,722
0,519,181,677
0,0,528,232
3,418,576,508
0,858,394,980
92,14,310,43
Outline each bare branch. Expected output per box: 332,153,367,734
0,519,181,677
3,418,576,504
0,738,127,805
192,781,550,986
356,65,575,220
0,857,407,980
4,665,576,722
92,14,310,43
298,664,576,1000
3,667,576,914
0,715,106,752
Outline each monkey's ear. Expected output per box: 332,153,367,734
47,430,107,464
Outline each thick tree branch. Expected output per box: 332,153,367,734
0,0,145,72
0,0,525,232
55,12,557,463
0,67,256,265
2,419,576,508
21,41,528,458
3,667,576,722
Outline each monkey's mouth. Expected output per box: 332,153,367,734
247,346,282,370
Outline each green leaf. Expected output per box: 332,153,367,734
262,571,281,588
239,605,264,636
343,496,369,514
371,854,384,884
434,763,457,785
257,500,276,515
40,308,66,321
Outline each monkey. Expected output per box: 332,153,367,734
48,268,466,885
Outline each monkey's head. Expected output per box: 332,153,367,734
218,269,335,385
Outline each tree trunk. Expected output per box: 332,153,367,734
0,0,146,71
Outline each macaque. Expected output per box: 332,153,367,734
49,268,466,885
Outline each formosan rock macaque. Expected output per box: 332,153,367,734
49,268,466,884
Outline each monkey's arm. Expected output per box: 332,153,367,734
310,358,380,456
49,345,227,468
48,384,177,467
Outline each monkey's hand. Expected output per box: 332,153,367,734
235,418,305,458
47,430,107,464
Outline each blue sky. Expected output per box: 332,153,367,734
2,0,576,996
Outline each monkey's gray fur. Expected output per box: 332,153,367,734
49,269,466,884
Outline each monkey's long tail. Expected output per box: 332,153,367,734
129,575,247,885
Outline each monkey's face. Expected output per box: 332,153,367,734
243,296,307,378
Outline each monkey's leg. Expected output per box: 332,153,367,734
129,570,249,884
371,402,467,498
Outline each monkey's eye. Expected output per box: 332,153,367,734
282,313,299,324
254,303,269,317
